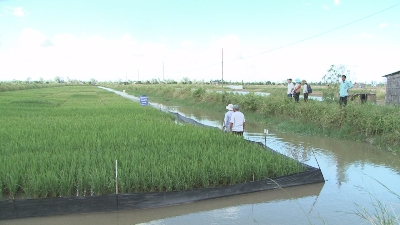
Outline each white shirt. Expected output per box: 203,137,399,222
223,110,233,132
287,82,294,94
303,84,308,94
230,111,245,132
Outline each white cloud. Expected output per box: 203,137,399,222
1,29,175,82
181,41,194,48
322,0,339,10
360,32,375,39
17,28,48,51
1,6,29,17
13,7,28,17
1,28,398,84
379,23,389,29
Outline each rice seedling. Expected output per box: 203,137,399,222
0,86,306,199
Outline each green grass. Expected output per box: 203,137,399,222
0,85,306,199
353,178,400,225
107,83,400,153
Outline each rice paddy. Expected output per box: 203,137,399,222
0,85,306,199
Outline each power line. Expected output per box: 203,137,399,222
252,1,400,57
166,2,400,75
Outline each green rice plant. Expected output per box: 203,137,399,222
59,168,75,197
3,155,22,198
0,86,306,198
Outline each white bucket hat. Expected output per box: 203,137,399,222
226,104,234,110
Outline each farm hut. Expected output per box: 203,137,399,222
349,93,376,103
383,70,400,105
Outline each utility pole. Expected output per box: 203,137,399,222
163,62,164,83
222,48,224,90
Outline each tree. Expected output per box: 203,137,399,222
321,64,350,102
54,76,61,83
165,79,176,84
181,77,191,84
151,78,158,84
89,78,97,84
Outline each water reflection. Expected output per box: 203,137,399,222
140,97,400,225
1,184,324,225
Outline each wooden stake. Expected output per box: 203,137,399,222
115,160,118,194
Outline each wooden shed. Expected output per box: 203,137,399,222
383,70,400,104
349,93,376,103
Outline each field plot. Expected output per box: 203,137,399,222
0,86,306,199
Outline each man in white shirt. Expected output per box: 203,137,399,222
287,78,294,98
229,105,245,136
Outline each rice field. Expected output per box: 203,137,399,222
0,86,306,199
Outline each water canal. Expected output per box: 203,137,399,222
1,89,399,225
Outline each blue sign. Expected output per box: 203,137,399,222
140,95,148,106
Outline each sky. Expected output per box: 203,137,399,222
0,0,399,83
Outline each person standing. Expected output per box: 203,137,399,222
229,105,245,136
339,75,354,106
302,80,309,102
287,78,294,98
222,103,234,132
293,78,302,103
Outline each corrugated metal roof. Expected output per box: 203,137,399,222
382,70,400,77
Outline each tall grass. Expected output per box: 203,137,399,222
0,82,65,92
0,86,305,199
353,179,400,225
110,84,400,152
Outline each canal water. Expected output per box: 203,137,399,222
2,89,399,225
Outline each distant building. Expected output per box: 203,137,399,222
383,70,400,104
226,85,243,90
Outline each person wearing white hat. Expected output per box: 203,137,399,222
222,103,234,132
302,79,309,102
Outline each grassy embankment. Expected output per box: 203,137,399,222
0,85,306,199
106,84,399,153
0,82,64,92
